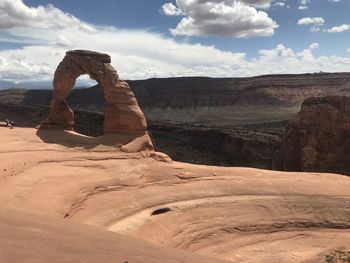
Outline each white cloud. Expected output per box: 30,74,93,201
161,3,182,16
298,17,325,32
239,0,278,8
297,17,325,26
0,1,246,81
162,0,279,38
0,49,52,82
327,24,350,33
55,35,74,48
298,0,310,9
249,44,350,75
310,26,321,32
0,0,95,33
273,2,289,8
0,0,350,85
309,43,319,49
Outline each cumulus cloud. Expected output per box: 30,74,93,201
298,0,310,10
0,0,246,82
0,0,350,85
0,49,52,82
298,0,339,10
297,17,325,26
161,2,182,16
273,2,289,8
55,35,74,48
298,17,325,32
239,0,278,8
250,43,350,74
0,0,95,32
162,0,279,38
309,43,319,49
327,24,350,33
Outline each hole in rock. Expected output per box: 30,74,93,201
151,207,171,216
66,75,106,137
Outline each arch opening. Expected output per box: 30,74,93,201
66,75,106,137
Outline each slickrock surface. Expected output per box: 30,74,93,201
0,208,227,263
0,127,349,262
273,96,350,175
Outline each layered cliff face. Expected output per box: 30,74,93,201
129,73,350,125
0,103,282,168
150,122,282,168
272,96,350,175
1,72,350,168
2,72,350,126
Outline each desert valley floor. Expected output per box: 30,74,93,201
0,126,349,262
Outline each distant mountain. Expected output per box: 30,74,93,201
2,72,350,126
0,80,91,90
0,80,51,90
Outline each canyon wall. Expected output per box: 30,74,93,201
2,73,350,169
272,96,350,175
3,72,350,126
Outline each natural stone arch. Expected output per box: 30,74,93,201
41,50,147,134
40,50,154,152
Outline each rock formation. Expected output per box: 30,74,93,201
1,127,350,262
40,50,153,152
4,72,350,127
272,96,350,175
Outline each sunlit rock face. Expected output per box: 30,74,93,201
272,96,350,175
40,50,148,134
39,50,154,153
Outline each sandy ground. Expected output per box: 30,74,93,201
0,127,349,262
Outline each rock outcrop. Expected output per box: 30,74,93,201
1,127,350,263
272,96,350,175
39,50,153,152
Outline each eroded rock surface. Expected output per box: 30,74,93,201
0,127,349,263
39,50,153,152
40,51,146,131
272,96,350,175
0,208,227,263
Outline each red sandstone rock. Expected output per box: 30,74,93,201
41,50,147,132
39,50,153,151
272,96,350,175
1,127,350,263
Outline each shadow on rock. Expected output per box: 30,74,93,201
36,129,149,151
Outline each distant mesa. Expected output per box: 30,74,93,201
39,50,154,153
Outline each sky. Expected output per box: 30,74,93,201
0,0,350,87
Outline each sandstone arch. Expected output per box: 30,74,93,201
40,50,153,152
